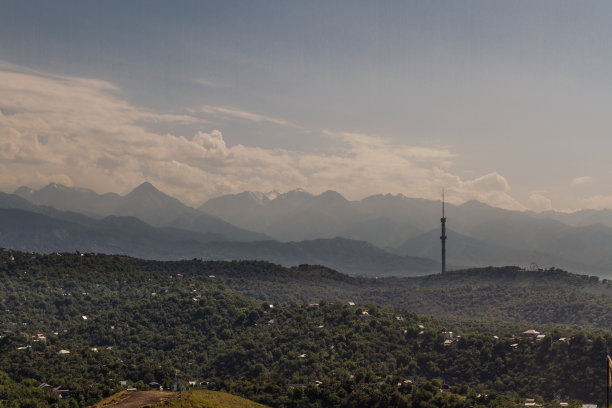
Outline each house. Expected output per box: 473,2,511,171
40,384,70,400
522,329,540,339
39,383,54,391
53,387,70,400
57,349,70,355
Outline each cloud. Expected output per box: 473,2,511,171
198,105,299,128
580,195,612,210
432,171,525,211
570,176,592,186
529,191,553,211
0,64,526,210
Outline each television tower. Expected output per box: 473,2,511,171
440,190,447,274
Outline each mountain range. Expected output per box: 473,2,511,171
14,182,267,241
4,182,612,277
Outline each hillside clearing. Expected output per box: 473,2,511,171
89,391,177,408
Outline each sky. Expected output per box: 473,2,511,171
1,1,612,211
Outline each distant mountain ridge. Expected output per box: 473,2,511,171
393,228,602,273
201,190,436,246
0,207,440,276
14,182,267,242
15,182,122,216
7,183,612,276
200,188,612,275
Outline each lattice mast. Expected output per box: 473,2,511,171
441,190,447,274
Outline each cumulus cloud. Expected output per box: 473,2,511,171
0,64,526,210
529,191,553,212
431,171,525,211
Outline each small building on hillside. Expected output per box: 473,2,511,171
53,387,70,400
443,339,456,347
149,382,162,390
521,329,540,340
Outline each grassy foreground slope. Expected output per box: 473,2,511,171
160,390,269,408
87,390,268,408
88,390,175,408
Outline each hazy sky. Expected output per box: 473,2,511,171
1,1,612,211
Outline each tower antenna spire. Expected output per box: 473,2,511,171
442,189,445,218
441,189,447,274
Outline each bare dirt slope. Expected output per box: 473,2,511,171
92,391,178,408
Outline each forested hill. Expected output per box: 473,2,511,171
131,258,612,328
406,266,606,289
134,260,607,291
1,250,611,407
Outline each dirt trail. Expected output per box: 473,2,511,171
95,391,179,408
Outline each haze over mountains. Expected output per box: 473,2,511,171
3,182,612,277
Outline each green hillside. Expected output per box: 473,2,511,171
0,251,610,407
133,259,612,329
